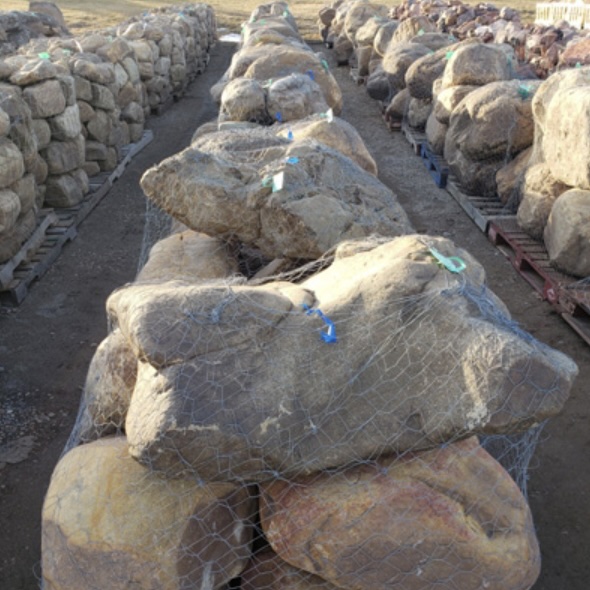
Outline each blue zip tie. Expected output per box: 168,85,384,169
275,111,282,122
307,69,315,81
287,129,294,141
285,156,299,164
302,304,337,344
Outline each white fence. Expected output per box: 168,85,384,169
535,1,590,29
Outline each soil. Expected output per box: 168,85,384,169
0,40,588,590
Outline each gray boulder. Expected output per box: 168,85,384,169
267,74,329,122
382,41,431,93
220,78,268,123
110,235,578,481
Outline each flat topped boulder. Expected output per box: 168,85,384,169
141,128,411,260
110,235,577,482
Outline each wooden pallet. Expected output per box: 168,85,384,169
0,130,154,306
420,143,448,188
446,176,516,233
401,120,427,155
488,218,590,346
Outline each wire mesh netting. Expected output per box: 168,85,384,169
40,3,580,590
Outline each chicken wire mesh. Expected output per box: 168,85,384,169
40,4,581,590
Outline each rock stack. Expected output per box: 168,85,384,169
0,3,216,265
41,5,579,590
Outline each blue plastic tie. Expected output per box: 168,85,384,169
428,246,466,274
287,129,294,141
302,304,337,344
307,69,315,81
276,111,282,122
285,156,299,164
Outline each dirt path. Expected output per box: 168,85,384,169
0,40,588,589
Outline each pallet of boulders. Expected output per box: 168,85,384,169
40,5,580,590
0,3,216,270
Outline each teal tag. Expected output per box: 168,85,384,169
428,246,466,273
38,52,50,60
445,50,455,60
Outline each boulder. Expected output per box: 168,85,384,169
391,16,436,44
517,163,569,240
355,17,387,47
382,42,431,92
276,115,378,175
260,437,541,590
75,330,137,443
22,79,66,118
41,135,85,175
11,173,36,216
241,550,340,590
9,59,57,86
544,189,590,277
85,140,108,161
0,208,36,263
405,49,447,100
136,230,239,284
267,74,329,122
42,437,256,590
441,43,511,89
57,75,76,108
425,111,447,155
112,235,577,481
72,59,116,85
90,83,116,111
343,2,389,44
0,189,21,234
366,65,390,101
220,78,268,123
559,37,590,68
410,32,455,52
0,137,25,189
32,117,51,149
373,20,398,56
433,84,477,125
0,107,9,137
87,109,112,144
543,85,590,190
385,88,410,124
406,97,431,129
496,147,531,206
141,130,411,260
333,34,354,65
45,171,85,207
48,104,82,141
243,45,343,115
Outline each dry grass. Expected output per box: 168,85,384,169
1,0,538,39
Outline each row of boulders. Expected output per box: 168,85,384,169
0,2,216,265
320,0,590,78
321,0,590,278
41,4,579,590
210,2,343,124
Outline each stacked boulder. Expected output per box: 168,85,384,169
0,98,36,263
0,3,216,265
41,5,580,590
504,67,590,278
212,2,342,125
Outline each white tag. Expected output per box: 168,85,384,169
326,108,334,123
272,171,285,192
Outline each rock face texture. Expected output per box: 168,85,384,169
42,437,256,590
104,235,577,482
260,437,541,590
140,130,411,260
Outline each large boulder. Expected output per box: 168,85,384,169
433,84,477,125
425,110,447,155
260,437,541,590
366,64,391,101
22,79,66,118
267,74,329,122
0,208,36,263
141,130,411,260
517,163,569,239
0,137,25,189
544,189,590,277
382,42,431,93
0,189,21,234
441,43,511,89
243,45,343,115
343,2,389,44
220,78,268,123
110,236,577,481
495,146,531,206
391,16,436,44
42,437,256,590
373,20,399,56
275,115,378,175
543,85,590,190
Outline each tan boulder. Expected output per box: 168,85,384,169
276,115,378,175
496,147,531,206
0,189,21,235
267,74,329,122
425,110,447,155
0,137,25,189
517,163,569,239
544,189,590,277
113,236,577,481
260,437,541,590
220,78,268,123
543,85,590,190
433,84,477,124
382,41,431,92
343,2,389,44
75,330,137,444
42,437,256,590
243,45,343,115
0,208,36,263
391,15,436,43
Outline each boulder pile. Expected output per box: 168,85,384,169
321,0,590,280
0,2,216,265
41,5,579,590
